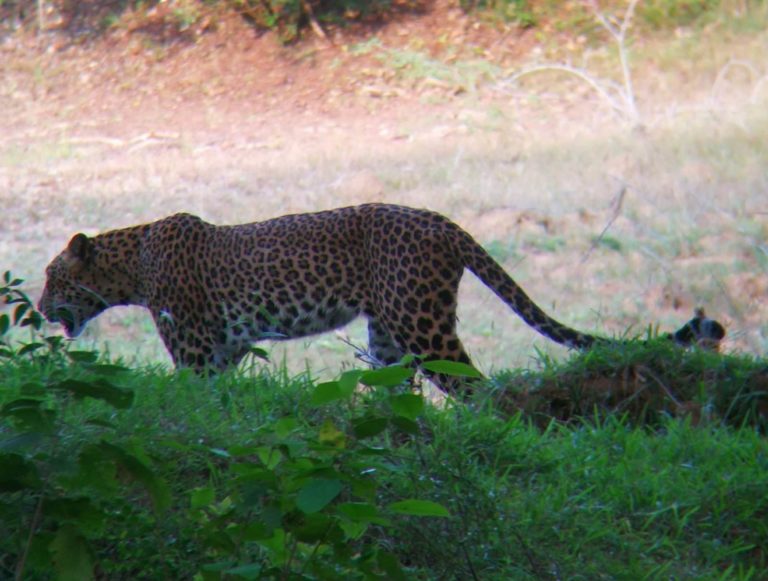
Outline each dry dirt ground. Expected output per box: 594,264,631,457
1,6,766,377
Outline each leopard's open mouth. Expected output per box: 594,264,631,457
45,306,83,338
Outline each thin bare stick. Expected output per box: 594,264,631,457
581,185,627,263
335,333,384,368
710,58,760,100
504,64,627,118
587,0,640,120
502,0,641,122
643,366,682,407
300,0,332,46
15,494,45,581
751,75,768,103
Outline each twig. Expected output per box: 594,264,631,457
500,0,641,123
300,0,332,46
66,132,181,152
15,493,45,581
503,64,628,119
581,185,627,263
509,526,549,579
459,541,480,581
710,58,763,104
642,366,682,407
335,333,384,368
587,0,640,120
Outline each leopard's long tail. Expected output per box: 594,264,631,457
455,226,726,351
455,227,600,349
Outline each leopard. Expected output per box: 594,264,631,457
38,203,725,396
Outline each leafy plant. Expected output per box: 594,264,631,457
0,273,168,581
2,275,766,578
190,364,451,579
0,270,61,361
229,0,395,43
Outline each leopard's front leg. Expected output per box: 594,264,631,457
151,306,223,374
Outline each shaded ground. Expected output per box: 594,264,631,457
1,4,766,376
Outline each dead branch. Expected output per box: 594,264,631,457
581,185,627,263
503,64,628,118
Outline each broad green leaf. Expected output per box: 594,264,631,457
352,417,388,439
67,350,100,364
84,417,117,429
225,563,263,580
339,519,369,540
360,366,414,387
261,504,283,530
256,528,287,565
249,346,270,361
53,379,134,409
227,443,258,457
77,445,119,492
318,418,345,449
231,463,278,486
241,522,273,541
97,442,171,511
20,382,46,396
191,486,216,510
203,529,237,553
388,499,451,518
296,478,343,514
200,561,237,578
46,498,106,536
350,476,377,501
391,416,419,435
0,432,44,452
390,393,424,420
13,302,29,325
358,445,388,456
0,453,41,491
86,364,130,376
1,397,44,415
274,417,299,438
289,512,333,542
50,525,94,581
337,502,377,521
337,502,391,526
256,446,283,469
421,360,482,378
378,550,408,581
21,309,43,329
338,369,363,396
310,381,344,406
17,342,44,356
1,398,54,431
399,353,420,366
0,313,8,335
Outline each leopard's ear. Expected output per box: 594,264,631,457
66,233,95,266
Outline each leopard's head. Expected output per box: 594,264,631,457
38,233,110,338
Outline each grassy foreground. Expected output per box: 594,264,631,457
1,279,767,580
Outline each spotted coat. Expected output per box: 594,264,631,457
38,204,723,396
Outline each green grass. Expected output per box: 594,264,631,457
1,323,766,579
